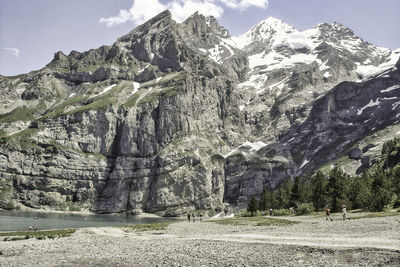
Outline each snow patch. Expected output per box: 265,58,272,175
356,51,400,79
96,84,116,96
249,50,321,71
138,65,149,73
129,82,141,96
238,74,268,91
223,140,267,158
323,72,330,78
319,60,330,71
239,105,245,111
381,85,400,93
241,141,267,152
357,98,380,115
69,93,76,98
300,159,309,169
392,101,400,110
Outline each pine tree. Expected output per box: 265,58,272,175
247,197,259,216
327,166,350,212
370,172,391,211
290,176,301,206
277,180,293,208
349,173,372,209
311,171,327,211
259,188,268,212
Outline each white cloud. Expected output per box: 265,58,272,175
169,1,224,23
220,0,269,10
99,0,268,27
4,47,20,57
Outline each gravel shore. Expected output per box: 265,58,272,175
1,213,399,266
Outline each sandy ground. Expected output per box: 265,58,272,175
0,213,400,266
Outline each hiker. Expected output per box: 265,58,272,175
199,213,203,222
192,213,196,222
342,204,349,220
269,208,273,216
289,207,295,215
325,206,333,221
29,226,32,231
187,212,191,222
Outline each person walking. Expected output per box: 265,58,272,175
199,213,203,222
342,204,350,220
325,206,333,221
187,212,191,222
192,212,196,222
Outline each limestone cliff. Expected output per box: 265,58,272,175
0,11,399,214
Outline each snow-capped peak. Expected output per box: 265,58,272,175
229,17,297,49
255,17,297,34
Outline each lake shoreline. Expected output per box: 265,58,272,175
0,209,176,232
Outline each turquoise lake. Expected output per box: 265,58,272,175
0,210,174,231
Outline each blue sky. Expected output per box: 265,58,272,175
1,0,399,76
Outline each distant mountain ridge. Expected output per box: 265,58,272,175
0,10,399,215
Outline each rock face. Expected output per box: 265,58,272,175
0,10,399,214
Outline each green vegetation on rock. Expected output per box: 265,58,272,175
0,106,34,123
0,229,76,241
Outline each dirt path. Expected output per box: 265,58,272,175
1,213,399,266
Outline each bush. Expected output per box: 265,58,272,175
272,209,292,216
392,195,400,208
295,202,314,215
207,209,216,217
239,210,262,217
68,206,81,212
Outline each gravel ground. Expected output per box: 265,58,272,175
1,213,400,266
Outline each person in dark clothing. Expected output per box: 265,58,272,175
187,212,191,222
325,206,333,221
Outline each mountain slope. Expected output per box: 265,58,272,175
0,11,399,214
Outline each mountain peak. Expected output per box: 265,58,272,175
315,21,354,36
253,17,297,34
182,11,229,38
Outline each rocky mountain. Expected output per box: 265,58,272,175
0,10,399,215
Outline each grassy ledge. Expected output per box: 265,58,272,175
119,222,173,232
209,216,297,226
0,229,76,241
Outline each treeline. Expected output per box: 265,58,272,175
248,137,400,215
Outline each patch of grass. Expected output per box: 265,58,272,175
0,106,34,123
346,211,400,220
3,73,26,79
119,222,173,232
65,96,117,115
0,128,41,150
122,91,142,108
0,229,76,241
210,216,297,226
41,95,87,119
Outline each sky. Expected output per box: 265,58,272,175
1,0,399,76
